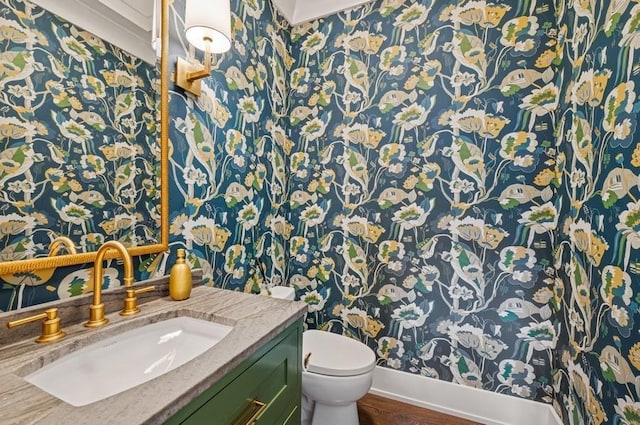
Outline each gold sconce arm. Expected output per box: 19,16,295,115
120,286,156,316
175,38,213,96
186,37,212,81
7,308,66,343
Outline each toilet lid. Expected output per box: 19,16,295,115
303,330,376,377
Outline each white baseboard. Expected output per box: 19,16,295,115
370,366,563,425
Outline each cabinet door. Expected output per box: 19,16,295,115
251,329,300,425
168,321,301,425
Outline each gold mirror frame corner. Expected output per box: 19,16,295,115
0,0,170,276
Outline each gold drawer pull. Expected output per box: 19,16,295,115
231,399,267,425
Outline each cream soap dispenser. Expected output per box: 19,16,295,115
169,248,192,301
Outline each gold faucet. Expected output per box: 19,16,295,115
85,241,134,328
7,308,66,343
48,236,77,256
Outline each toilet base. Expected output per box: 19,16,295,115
306,401,359,425
301,393,313,425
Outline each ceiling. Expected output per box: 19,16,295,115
30,0,373,63
272,0,374,25
31,0,157,63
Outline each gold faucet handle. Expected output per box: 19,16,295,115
120,286,156,317
7,308,66,343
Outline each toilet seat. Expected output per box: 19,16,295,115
303,330,376,377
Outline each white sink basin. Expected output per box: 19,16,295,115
25,316,232,406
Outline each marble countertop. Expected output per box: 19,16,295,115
0,281,307,425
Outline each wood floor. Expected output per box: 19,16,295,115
357,393,483,425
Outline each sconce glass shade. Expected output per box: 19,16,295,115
184,0,232,54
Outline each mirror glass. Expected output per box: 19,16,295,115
0,0,162,263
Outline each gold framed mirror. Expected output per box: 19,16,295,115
0,0,169,275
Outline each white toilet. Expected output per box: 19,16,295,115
301,330,376,425
266,286,376,425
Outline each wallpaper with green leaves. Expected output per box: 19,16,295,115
555,1,640,424
170,0,565,414
0,0,158,308
282,1,640,422
286,0,560,406
166,0,290,292
4,0,640,423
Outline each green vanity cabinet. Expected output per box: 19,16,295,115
165,320,302,425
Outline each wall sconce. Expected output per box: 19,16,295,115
175,0,231,96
